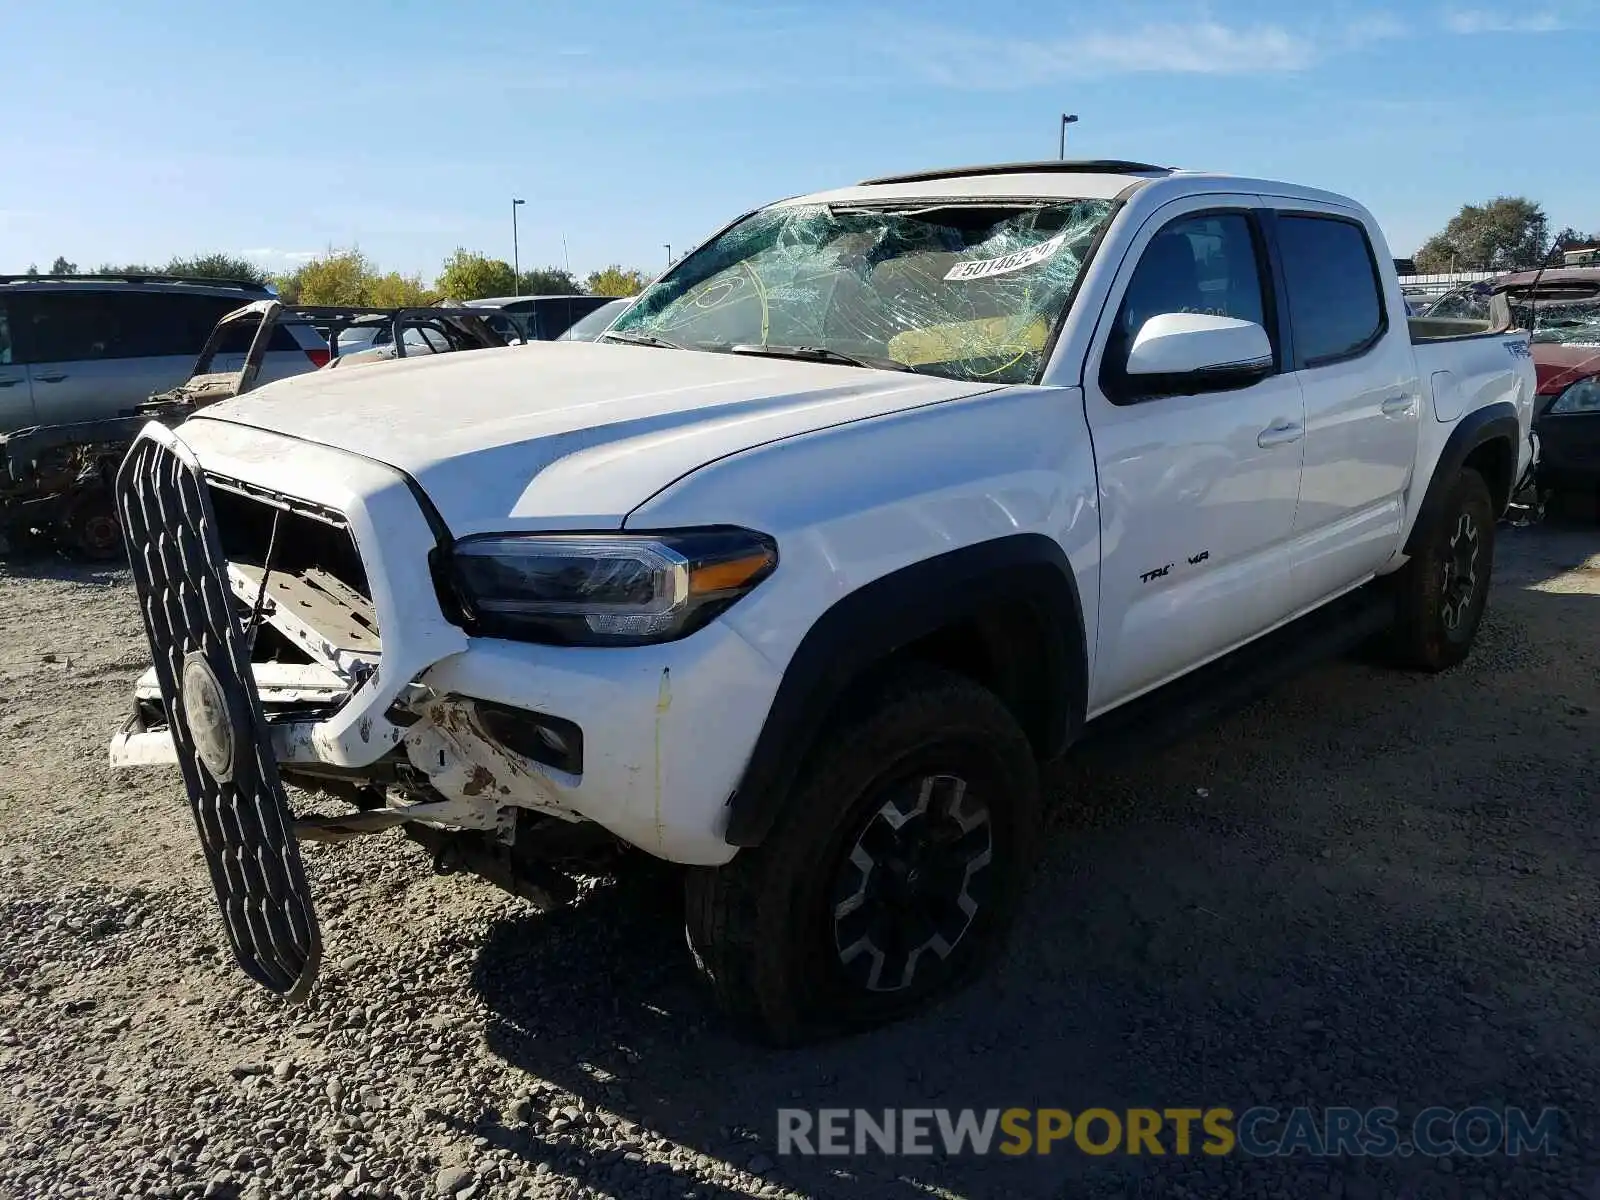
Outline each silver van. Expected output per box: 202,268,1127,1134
0,274,328,435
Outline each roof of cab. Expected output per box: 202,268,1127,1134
778,160,1172,208
775,159,1364,216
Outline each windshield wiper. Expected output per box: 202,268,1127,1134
725,343,916,373
600,330,690,351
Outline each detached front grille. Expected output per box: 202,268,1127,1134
115,430,322,1000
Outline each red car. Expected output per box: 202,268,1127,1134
1428,269,1600,497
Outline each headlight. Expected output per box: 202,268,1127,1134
1548,377,1600,415
444,527,778,645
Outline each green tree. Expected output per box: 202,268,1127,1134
437,249,517,300
1414,197,1549,273
91,255,269,284
48,256,78,275
276,250,377,306
163,254,270,285
273,250,440,307
366,271,441,307
518,266,582,295
24,264,39,277
584,265,647,297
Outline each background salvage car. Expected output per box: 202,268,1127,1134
0,273,328,434
0,300,505,559
1426,269,1600,506
460,293,619,342
557,296,633,341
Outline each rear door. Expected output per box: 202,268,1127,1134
0,298,34,431
1265,205,1421,606
21,290,210,423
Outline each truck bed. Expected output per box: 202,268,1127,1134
1409,315,1496,342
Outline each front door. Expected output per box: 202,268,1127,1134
1083,199,1307,713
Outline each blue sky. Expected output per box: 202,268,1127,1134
2,0,1596,282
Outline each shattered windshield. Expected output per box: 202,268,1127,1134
608,199,1116,384
1513,299,1600,346
1428,282,1600,346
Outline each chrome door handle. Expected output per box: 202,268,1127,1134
1381,395,1415,417
33,373,68,383
1257,421,1304,448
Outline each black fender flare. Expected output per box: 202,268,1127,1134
723,532,1087,848
1403,401,1520,555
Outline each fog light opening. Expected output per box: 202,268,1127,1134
471,700,584,776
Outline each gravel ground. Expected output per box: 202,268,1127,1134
1,520,1598,1200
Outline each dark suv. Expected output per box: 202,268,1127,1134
0,274,328,435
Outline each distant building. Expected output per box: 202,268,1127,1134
1563,247,1599,267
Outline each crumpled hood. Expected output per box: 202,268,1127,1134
192,341,999,533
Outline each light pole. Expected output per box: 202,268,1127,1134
1059,113,1079,159
511,197,526,296
664,243,672,266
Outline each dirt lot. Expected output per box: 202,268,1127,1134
2,521,1598,1200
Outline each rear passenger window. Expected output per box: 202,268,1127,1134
21,293,119,361
1276,215,1386,367
24,292,212,360
88,293,200,358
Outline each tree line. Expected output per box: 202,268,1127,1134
1413,198,1598,274
26,199,1598,300
18,250,650,305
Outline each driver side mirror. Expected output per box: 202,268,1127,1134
1123,312,1273,398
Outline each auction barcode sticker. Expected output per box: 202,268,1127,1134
945,233,1068,282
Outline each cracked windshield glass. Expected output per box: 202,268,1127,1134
1517,298,1600,347
1429,283,1600,346
608,199,1115,384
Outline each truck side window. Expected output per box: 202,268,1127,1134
0,303,11,365
1275,215,1386,368
1112,213,1268,363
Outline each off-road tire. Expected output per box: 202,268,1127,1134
685,664,1041,1045
1389,467,1495,671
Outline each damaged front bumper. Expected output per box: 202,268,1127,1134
108,419,780,870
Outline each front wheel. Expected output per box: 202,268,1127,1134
1388,467,1495,672
685,665,1041,1045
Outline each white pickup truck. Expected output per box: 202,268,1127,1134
110,160,1537,1043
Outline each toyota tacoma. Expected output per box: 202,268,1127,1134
110,160,1538,1043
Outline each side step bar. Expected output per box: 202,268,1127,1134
1073,585,1396,767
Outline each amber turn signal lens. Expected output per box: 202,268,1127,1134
689,551,777,595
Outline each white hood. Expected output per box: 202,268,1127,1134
192,341,998,533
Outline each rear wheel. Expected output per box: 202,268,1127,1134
1388,467,1495,671
685,665,1041,1044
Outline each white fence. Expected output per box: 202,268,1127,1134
1397,271,1498,303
